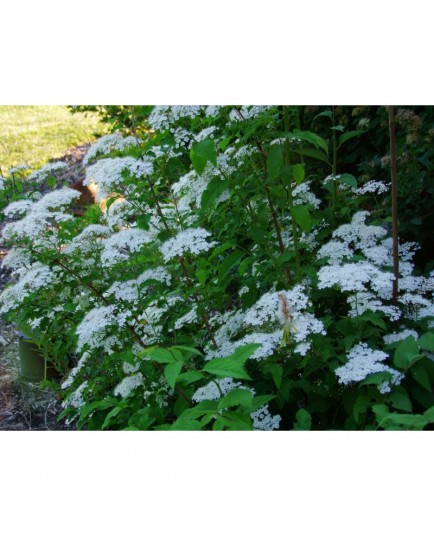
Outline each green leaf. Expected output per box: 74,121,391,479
196,268,207,285
268,364,283,389
294,408,312,430
78,397,118,423
292,164,305,184
201,176,229,212
217,388,253,410
190,139,217,175
164,361,184,389
360,371,394,386
292,205,311,232
287,130,329,155
359,310,387,331
418,332,434,352
410,363,431,391
313,110,333,121
381,413,428,431
141,347,176,364
250,395,276,411
390,391,413,412
171,345,204,357
289,147,330,165
394,337,421,369
338,130,366,149
102,406,124,430
338,173,357,189
353,394,369,423
47,175,56,189
423,406,434,421
177,370,205,385
215,411,253,431
267,146,283,180
203,344,259,380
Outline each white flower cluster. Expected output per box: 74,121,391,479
0,263,56,314
61,352,90,389
137,266,171,286
8,164,29,175
63,381,88,408
383,329,419,345
0,247,32,270
27,161,68,184
147,106,203,131
292,182,321,209
174,305,198,330
159,227,217,262
62,224,111,254
85,157,153,201
317,211,434,321
76,304,118,352
206,285,325,362
1,188,80,242
114,373,144,398
356,180,389,195
83,133,137,165
335,343,403,394
101,228,155,266
3,200,34,219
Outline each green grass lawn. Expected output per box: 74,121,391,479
0,106,108,173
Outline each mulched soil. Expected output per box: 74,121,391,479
0,144,91,431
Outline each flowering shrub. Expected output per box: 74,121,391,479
1,105,433,430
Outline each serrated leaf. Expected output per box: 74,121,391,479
267,146,283,180
418,332,434,352
294,408,312,430
338,130,365,149
360,371,394,386
190,139,217,175
217,388,253,410
78,397,118,423
292,204,311,232
164,361,184,389
141,347,176,364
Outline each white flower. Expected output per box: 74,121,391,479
101,228,155,266
114,373,144,398
356,180,389,195
64,381,88,408
137,266,171,286
85,157,153,201
27,161,68,184
383,329,419,345
76,305,117,352
159,227,217,262
3,200,34,219
83,133,137,165
174,305,198,330
335,343,403,394
250,404,282,431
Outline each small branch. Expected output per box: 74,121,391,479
388,106,399,306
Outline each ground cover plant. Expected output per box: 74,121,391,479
1,105,433,430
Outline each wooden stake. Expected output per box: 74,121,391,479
388,106,399,306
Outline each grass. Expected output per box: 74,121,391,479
0,106,108,173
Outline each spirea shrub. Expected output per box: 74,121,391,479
1,105,434,431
